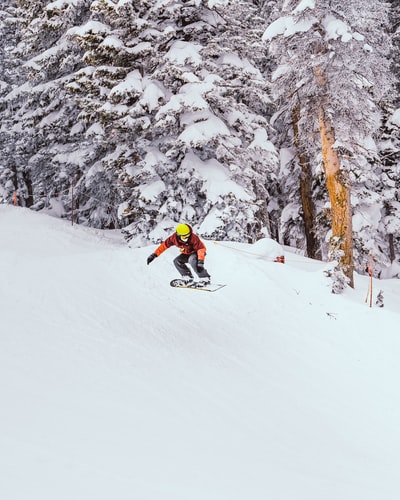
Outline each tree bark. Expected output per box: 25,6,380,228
23,169,34,207
292,105,321,260
313,63,354,287
388,233,395,263
318,106,354,287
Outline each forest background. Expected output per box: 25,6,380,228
0,0,399,284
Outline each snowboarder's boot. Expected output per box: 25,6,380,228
197,277,211,287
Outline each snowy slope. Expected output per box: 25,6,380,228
1,205,400,500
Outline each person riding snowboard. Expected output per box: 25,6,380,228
147,223,211,285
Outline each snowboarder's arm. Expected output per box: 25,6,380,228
192,235,206,260
197,247,206,261
154,242,168,257
153,234,176,257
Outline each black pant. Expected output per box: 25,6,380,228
173,253,210,279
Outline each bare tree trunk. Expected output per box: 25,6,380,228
23,169,34,207
318,106,354,287
292,105,321,260
388,233,395,263
313,63,354,287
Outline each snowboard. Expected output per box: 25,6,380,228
170,279,226,292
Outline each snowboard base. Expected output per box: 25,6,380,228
170,279,226,292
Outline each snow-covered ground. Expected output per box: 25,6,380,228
1,205,400,500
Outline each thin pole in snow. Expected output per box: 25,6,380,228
365,254,374,307
369,264,373,308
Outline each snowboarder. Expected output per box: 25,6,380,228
147,223,211,285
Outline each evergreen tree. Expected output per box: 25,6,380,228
0,1,22,203
388,0,400,104
68,0,279,243
367,1,400,277
377,105,400,275
264,0,393,287
0,1,96,220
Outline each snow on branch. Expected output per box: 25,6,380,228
262,16,317,41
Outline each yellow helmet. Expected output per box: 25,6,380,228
176,223,191,238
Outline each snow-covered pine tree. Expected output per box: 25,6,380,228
374,1,400,277
388,0,400,104
0,1,19,93
264,0,393,288
68,0,279,244
0,0,23,203
0,0,98,222
377,105,400,276
350,1,400,277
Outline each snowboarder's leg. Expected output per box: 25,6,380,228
173,254,193,278
188,253,211,280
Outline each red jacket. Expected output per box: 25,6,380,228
154,230,207,260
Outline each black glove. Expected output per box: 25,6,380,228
197,260,204,271
147,253,157,265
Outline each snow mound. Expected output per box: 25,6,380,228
1,206,400,500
